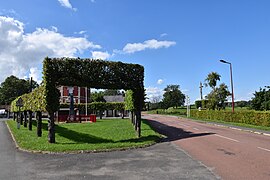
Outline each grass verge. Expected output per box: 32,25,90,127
147,111,270,132
188,117,270,131
6,119,160,153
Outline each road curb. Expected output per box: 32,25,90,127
208,123,270,137
5,120,159,155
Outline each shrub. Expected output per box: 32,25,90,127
190,110,270,127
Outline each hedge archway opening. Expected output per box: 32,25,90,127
43,57,144,143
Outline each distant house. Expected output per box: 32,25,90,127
104,95,124,103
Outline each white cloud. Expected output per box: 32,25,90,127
122,39,176,54
78,30,87,34
0,16,101,83
51,26,58,32
157,79,164,85
160,33,168,37
58,0,77,11
29,67,41,84
145,87,164,102
91,51,111,60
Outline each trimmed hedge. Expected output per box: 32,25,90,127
190,110,270,127
59,102,125,111
11,85,46,112
124,90,135,111
43,57,144,114
11,58,144,113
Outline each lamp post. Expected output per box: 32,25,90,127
68,87,74,121
220,60,235,113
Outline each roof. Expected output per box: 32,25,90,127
104,95,124,103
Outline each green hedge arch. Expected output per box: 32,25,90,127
43,57,144,143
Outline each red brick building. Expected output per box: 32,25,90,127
58,86,91,104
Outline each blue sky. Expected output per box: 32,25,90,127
0,0,270,103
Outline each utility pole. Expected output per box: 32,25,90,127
186,95,190,118
199,82,203,100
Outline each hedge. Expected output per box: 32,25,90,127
190,110,270,127
43,57,144,114
11,57,144,142
11,85,46,112
59,102,125,111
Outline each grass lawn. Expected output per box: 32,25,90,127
6,119,160,152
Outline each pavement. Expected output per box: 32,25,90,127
143,114,270,180
0,120,218,180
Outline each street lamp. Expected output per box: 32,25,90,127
220,60,235,113
68,87,74,121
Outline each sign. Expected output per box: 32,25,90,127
16,97,23,107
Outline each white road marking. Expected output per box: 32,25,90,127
214,134,239,142
180,124,190,127
193,128,199,130
258,147,270,152
263,133,270,137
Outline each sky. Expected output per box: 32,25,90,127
0,0,270,104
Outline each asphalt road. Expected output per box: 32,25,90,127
143,114,270,180
0,120,218,180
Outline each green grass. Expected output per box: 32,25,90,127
6,119,160,152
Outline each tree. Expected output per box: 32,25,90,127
204,72,221,90
250,87,270,111
215,83,231,109
0,75,39,105
91,91,105,102
236,101,249,108
162,85,185,109
204,72,230,110
206,83,230,110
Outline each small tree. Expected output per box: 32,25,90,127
162,85,185,109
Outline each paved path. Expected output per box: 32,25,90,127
143,114,270,180
0,120,218,180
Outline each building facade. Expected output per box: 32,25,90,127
58,86,91,104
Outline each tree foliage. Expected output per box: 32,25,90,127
162,85,185,109
250,87,270,111
0,75,38,105
206,83,231,110
203,72,231,110
204,72,221,89
91,91,105,102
